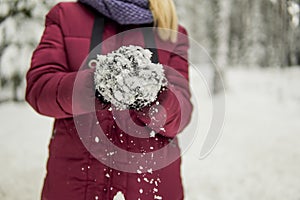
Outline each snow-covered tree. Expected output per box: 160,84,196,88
0,0,54,101
227,0,298,68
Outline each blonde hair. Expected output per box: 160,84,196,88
149,0,178,43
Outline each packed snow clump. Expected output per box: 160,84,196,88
94,45,167,110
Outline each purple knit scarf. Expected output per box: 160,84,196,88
78,0,153,25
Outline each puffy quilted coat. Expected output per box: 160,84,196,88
26,2,192,200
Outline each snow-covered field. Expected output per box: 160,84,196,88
0,67,300,200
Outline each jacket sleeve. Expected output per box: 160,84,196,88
133,26,193,138
25,4,107,119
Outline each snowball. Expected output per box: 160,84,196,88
94,45,167,110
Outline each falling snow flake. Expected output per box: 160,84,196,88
150,131,156,138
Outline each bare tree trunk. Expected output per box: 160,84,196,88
0,31,6,99
297,0,300,65
205,0,224,94
279,0,289,67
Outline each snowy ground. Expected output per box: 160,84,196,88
0,67,300,200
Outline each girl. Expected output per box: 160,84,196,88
26,0,192,199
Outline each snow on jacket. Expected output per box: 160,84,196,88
26,2,192,200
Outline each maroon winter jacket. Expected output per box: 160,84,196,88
26,2,192,200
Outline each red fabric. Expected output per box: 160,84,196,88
26,2,192,200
